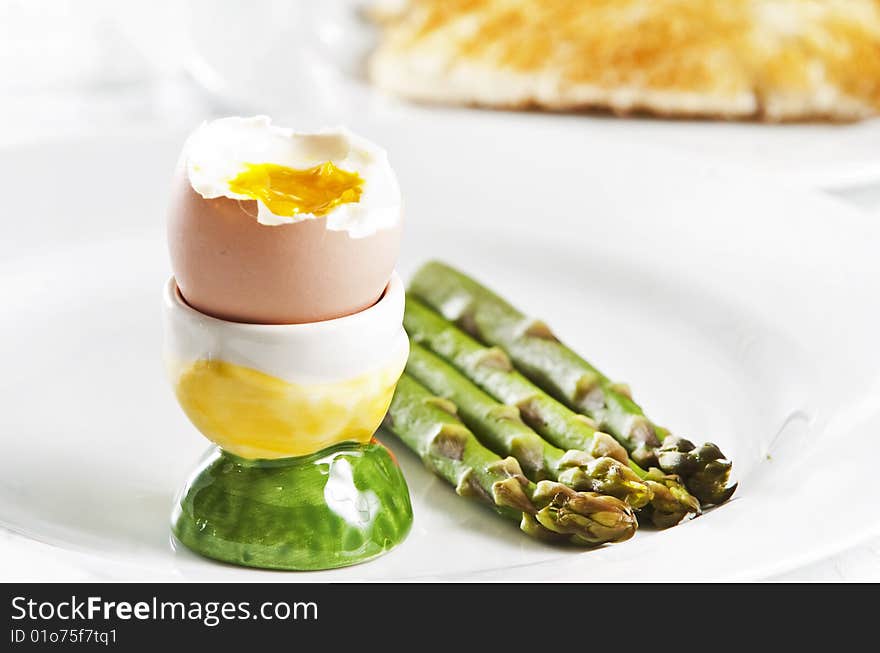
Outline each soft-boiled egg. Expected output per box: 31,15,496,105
167,116,402,324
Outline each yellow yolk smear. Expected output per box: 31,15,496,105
172,358,404,460
227,161,364,217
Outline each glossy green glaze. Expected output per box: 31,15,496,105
172,441,413,571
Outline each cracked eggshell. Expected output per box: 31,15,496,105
167,164,401,325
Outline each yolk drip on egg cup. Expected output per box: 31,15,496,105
171,357,403,460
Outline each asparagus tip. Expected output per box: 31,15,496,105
636,466,701,528
530,481,638,545
558,453,654,509
657,436,736,506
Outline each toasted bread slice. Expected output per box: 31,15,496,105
369,0,880,121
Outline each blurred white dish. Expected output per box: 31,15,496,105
0,118,879,581
134,0,880,190
361,101,880,190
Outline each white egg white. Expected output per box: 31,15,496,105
183,115,401,238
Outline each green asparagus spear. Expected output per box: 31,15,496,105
404,297,700,527
406,341,652,509
386,374,638,546
409,261,736,506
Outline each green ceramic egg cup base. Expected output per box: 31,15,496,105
171,441,413,571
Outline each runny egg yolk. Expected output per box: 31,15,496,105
227,161,364,217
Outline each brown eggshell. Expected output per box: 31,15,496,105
167,165,401,324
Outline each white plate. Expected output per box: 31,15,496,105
1,117,879,582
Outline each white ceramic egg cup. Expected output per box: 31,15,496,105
163,273,412,571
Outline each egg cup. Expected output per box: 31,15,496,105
163,273,412,571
